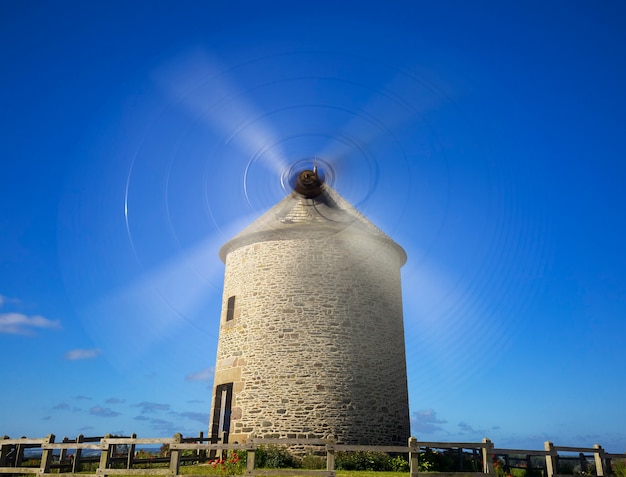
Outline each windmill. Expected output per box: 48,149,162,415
210,166,409,445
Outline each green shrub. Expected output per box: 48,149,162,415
335,451,392,471
613,459,626,477
390,455,410,472
418,449,440,472
301,453,326,469
524,468,544,477
255,445,299,469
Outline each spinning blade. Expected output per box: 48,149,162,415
57,47,549,397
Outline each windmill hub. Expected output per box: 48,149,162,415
294,167,324,198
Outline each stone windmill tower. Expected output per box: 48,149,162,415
209,168,410,445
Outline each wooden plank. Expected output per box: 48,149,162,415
42,443,102,450
102,438,174,445
553,446,598,453
0,468,40,474
417,442,488,449
53,473,98,477
0,439,46,445
334,444,409,453
96,469,173,475
171,443,251,451
493,448,549,456
40,434,55,474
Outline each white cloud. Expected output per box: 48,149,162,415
456,421,491,439
106,397,126,404
177,411,209,424
185,367,214,382
148,418,179,435
135,402,171,414
90,406,120,418
0,294,20,308
65,348,101,360
411,409,448,434
0,313,61,334
458,421,478,433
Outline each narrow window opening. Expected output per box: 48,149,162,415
210,383,233,443
226,296,236,321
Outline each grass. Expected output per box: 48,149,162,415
179,471,408,477
337,472,408,477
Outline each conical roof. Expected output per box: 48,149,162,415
219,185,407,264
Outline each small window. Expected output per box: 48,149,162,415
226,295,236,321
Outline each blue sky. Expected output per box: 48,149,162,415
1,0,626,452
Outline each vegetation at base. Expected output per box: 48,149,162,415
255,446,299,469
495,468,544,477
177,447,412,475
417,448,482,473
336,472,408,477
613,459,626,477
182,458,409,477
22,446,623,477
179,466,408,477
493,455,546,477
335,451,409,472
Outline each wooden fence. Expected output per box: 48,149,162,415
0,434,624,477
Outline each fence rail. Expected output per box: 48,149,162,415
1,434,624,477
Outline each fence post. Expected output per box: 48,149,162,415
220,431,227,459
578,453,588,474
100,434,112,471
593,444,606,477
409,437,419,477
40,434,55,474
245,439,256,476
544,441,557,477
126,433,136,469
482,438,494,474
326,436,336,477
72,434,84,473
169,433,182,475
59,437,69,464
0,436,10,467
15,439,24,467
197,431,204,459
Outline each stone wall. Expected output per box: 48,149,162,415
210,227,410,445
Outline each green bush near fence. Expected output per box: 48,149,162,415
176,448,410,474
300,452,326,469
612,459,626,477
335,451,409,472
255,445,299,469
202,447,411,472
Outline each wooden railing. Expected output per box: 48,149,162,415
0,434,624,477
